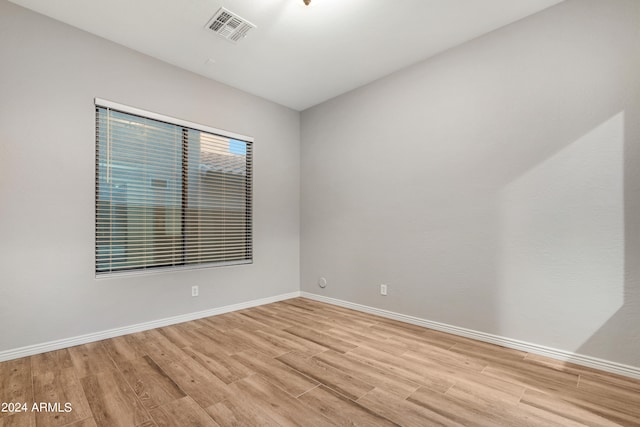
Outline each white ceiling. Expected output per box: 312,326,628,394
10,0,563,111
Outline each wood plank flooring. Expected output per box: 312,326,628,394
1,298,639,426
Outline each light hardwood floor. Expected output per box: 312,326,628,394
1,298,639,426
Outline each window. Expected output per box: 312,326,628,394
95,99,253,275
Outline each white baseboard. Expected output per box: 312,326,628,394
0,291,301,363
4,290,638,381
301,292,640,380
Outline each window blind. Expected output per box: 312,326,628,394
95,99,253,275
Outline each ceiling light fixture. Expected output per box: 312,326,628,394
302,0,311,5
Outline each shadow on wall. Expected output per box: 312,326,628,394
492,0,640,368
497,112,627,359
573,98,640,368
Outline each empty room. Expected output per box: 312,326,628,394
1,0,639,425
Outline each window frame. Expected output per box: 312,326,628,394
94,98,254,278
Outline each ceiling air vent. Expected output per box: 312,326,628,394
206,7,256,43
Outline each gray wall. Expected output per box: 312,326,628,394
301,0,640,367
0,1,300,351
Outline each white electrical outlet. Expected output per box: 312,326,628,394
192,285,199,297
380,284,387,296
